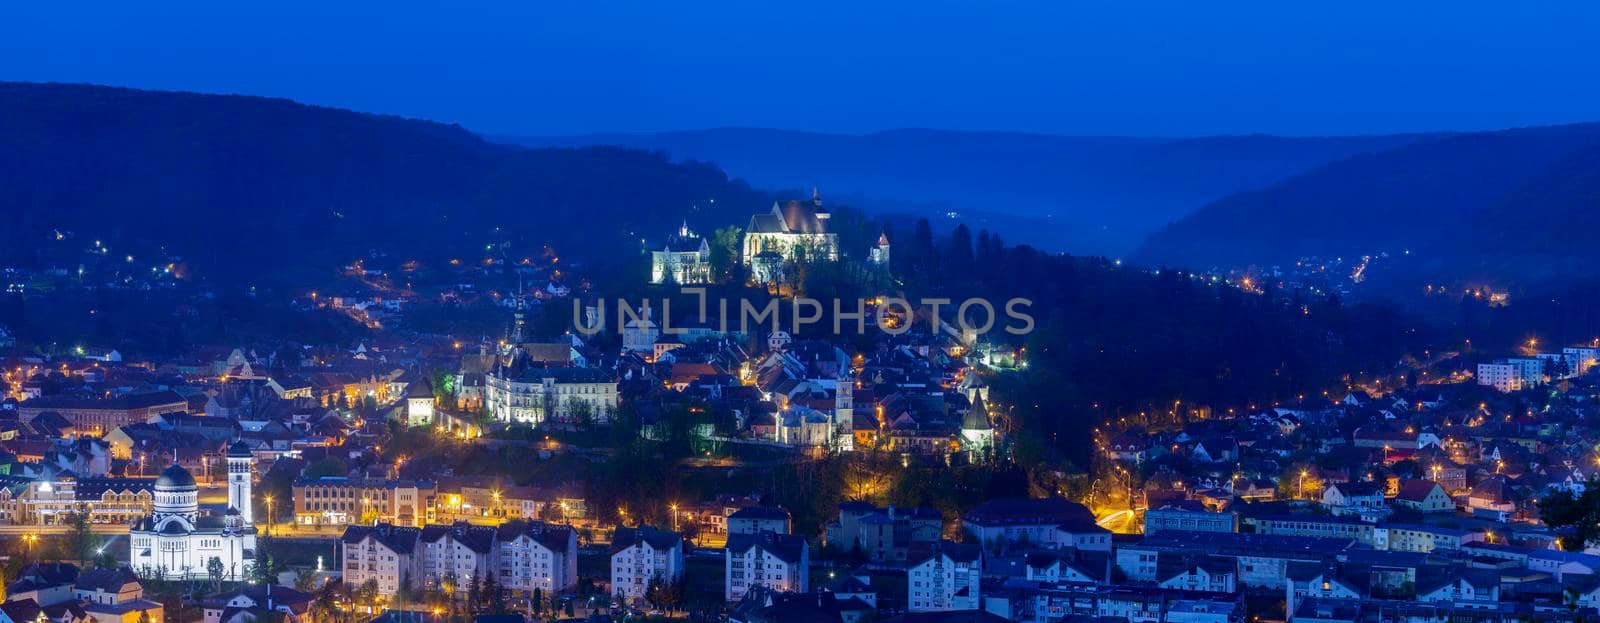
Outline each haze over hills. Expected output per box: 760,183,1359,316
1135,123,1600,286
506,128,1426,257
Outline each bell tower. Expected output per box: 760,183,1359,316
227,441,255,525
835,376,855,451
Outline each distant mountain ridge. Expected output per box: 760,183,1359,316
504,127,1427,256
1134,122,1600,284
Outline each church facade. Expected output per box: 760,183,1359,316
129,443,257,580
742,192,840,283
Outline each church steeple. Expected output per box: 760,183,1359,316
510,276,526,345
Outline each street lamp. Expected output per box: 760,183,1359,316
264,495,275,536
669,503,679,532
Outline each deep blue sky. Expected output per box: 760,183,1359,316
5,1,1599,137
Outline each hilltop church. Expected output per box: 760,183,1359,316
743,190,840,283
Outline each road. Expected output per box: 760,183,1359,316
1095,509,1141,535
0,524,130,536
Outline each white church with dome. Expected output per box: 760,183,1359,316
129,442,258,580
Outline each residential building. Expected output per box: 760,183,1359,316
418,522,498,590
496,519,579,593
906,540,982,613
610,526,685,603
341,523,423,596
824,503,941,563
725,531,809,601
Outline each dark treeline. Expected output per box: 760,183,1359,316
891,219,1430,468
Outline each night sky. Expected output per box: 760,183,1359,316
5,1,1599,137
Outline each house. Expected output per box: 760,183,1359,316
1320,482,1386,518
71,568,142,606
1391,480,1453,513
201,584,313,623
1022,550,1109,584
1106,435,1148,463
610,526,684,603
0,600,48,623
1157,555,1237,593
1467,477,1516,514
724,531,809,601
5,563,80,607
1417,571,1500,605
906,540,982,613
728,507,792,536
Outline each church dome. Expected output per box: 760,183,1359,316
227,440,252,458
155,464,197,489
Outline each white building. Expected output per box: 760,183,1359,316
418,522,499,590
485,350,617,426
651,223,712,285
1564,347,1600,375
907,540,982,612
128,454,256,580
610,526,684,603
1477,361,1537,393
742,193,840,284
725,531,809,602
405,376,435,428
341,523,423,596
497,519,579,594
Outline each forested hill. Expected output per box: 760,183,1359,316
0,82,777,284
1135,123,1600,284
506,128,1426,256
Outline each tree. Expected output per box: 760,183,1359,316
708,226,743,283
483,572,507,615
1540,485,1600,550
66,510,95,563
206,556,225,593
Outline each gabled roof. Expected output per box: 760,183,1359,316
420,522,498,553
341,523,422,554
496,519,574,553
611,525,682,554
908,539,981,566
1395,480,1445,502
726,531,807,564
